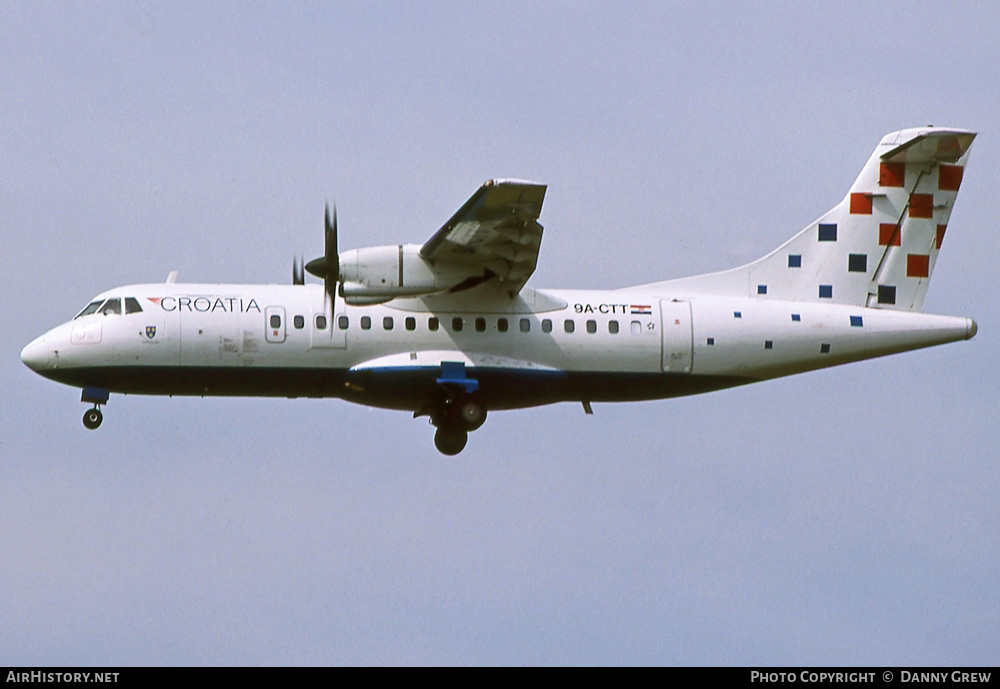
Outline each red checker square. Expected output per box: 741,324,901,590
907,253,930,278
938,165,963,191
879,162,905,187
936,224,947,250
850,193,873,214
879,223,901,246
908,193,934,218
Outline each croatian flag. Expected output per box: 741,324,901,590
630,304,652,315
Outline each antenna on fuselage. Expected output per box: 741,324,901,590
166,271,178,284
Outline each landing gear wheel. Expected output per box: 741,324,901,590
434,427,468,456
83,407,103,430
459,401,486,431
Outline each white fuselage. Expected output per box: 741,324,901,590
21,281,975,412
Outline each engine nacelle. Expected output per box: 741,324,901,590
338,244,468,305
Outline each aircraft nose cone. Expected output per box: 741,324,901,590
20,336,48,372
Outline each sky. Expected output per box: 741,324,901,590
2,1,998,666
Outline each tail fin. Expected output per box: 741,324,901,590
657,127,976,312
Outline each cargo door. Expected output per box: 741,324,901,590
659,299,692,373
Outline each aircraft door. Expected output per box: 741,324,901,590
659,299,692,373
265,306,287,343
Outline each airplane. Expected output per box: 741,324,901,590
21,126,979,455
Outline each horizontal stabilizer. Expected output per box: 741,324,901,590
880,128,976,164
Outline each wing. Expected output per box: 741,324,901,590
420,179,547,297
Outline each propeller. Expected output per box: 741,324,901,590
325,204,339,299
305,203,340,301
292,255,304,285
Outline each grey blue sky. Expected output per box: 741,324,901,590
2,1,998,665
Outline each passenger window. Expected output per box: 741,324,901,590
361,316,371,330
99,298,121,316
586,320,597,334
564,319,575,333
269,314,281,329
452,317,463,332
75,300,104,319
428,317,439,332
383,317,394,331
315,315,327,330
338,315,349,330
630,320,642,335
405,317,415,331
293,315,305,329
541,319,552,333
125,297,143,314
498,318,509,333
475,317,486,332
519,318,530,333
609,320,619,334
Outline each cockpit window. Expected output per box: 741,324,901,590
124,297,143,314
75,300,104,319
99,298,121,315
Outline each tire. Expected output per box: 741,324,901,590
459,401,486,431
83,408,103,430
434,427,468,456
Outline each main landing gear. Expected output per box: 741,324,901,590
422,361,487,456
429,398,487,456
80,386,109,431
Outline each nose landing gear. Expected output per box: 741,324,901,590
80,386,109,431
83,407,103,430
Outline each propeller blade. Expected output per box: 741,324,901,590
292,255,304,285
324,203,340,299
326,204,339,282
